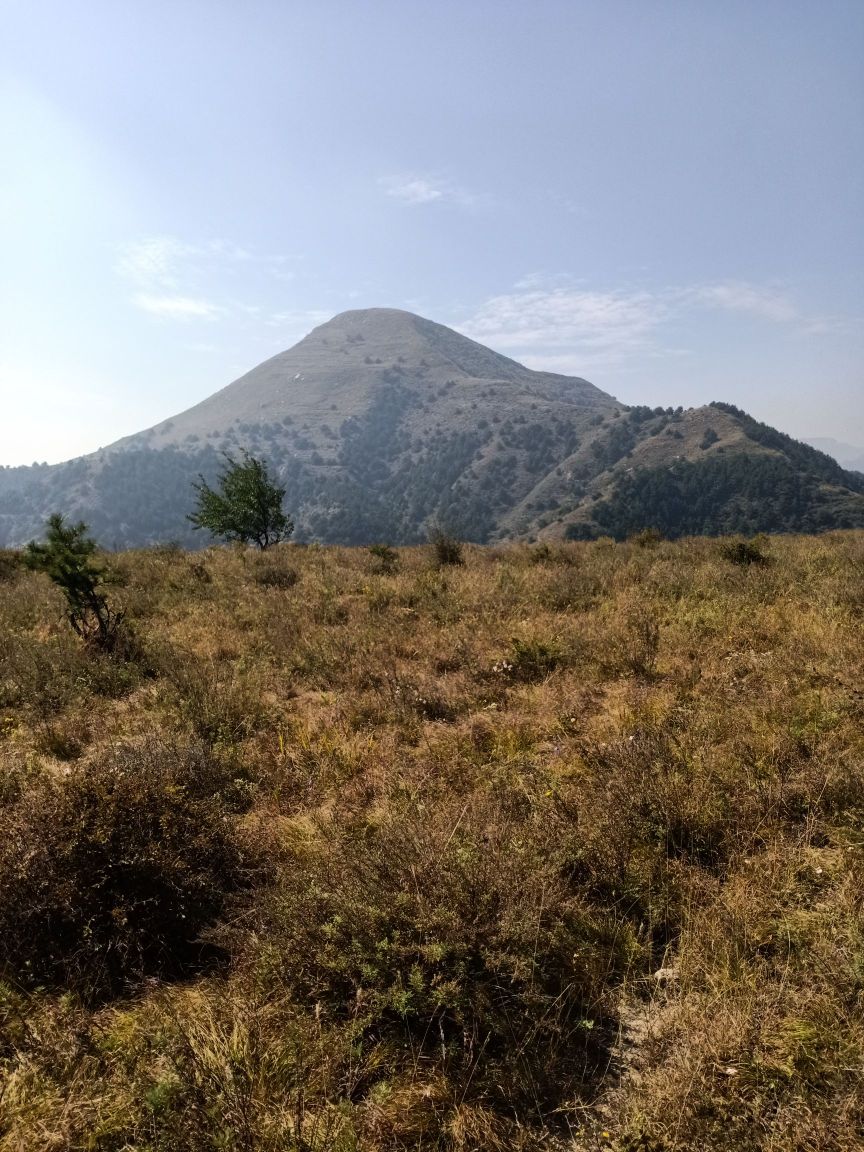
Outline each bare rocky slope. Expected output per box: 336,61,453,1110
2,308,863,546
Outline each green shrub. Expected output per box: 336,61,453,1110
430,529,464,567
0,740,252,998
251,791,633,1110
0,548,22,583
496,635,562,682
161,652,266,746
630,526,663,548
720,536,771,566
368,543,400,574
24,514,125,652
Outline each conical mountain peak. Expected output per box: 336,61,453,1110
4,309,863,549
127,307,611,445
291,306,557,385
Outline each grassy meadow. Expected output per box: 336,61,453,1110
0,532,862,1150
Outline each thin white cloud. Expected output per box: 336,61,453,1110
134,294,222,320
461,287,669,353
182,341,220,354
542,190,589,217
117,234,280,323
513,271,580,291
686,280,847,334
379,173,487,208
264,308,333,331
118,235,255,290
201,238,253,262
688,281,798,323
117,236,193,290
381,175,444,204
459,277,838,375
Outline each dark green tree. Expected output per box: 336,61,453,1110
24,514,122,650
188,451,293,549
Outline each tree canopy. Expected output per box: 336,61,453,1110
188,451,293,549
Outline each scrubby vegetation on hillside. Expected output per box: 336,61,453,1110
4,343,864,549
0,534,862,1150
579,450,864,540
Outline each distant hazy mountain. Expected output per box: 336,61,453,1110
2,308,864,547
805,438,864,475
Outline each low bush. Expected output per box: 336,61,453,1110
630,526,663,548
0,548,22,582
160,650,266,745
601,594,661,676
0,739,253,998
250,790,635,1114
1,535,862,1149
493,635,562,682
252,560,299,588
720,535,771,566
187,557,213,585
368,542,400,574
430,529,464,567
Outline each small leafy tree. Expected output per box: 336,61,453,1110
24,514,123,650
188,451,293,549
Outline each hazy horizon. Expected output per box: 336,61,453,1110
2,0,862,466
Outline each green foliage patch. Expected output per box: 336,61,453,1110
188,451,293,549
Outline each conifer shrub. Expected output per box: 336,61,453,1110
0,740,252,999
430,529,464,567
24,514,126,652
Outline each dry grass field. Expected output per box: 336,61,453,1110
0,532,862,1150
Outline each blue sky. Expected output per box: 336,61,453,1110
1,0,862,465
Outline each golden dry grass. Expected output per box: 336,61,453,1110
0,533,862,1150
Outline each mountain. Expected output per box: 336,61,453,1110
2,308,864,547
804,437,864,476
555,402,864,540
